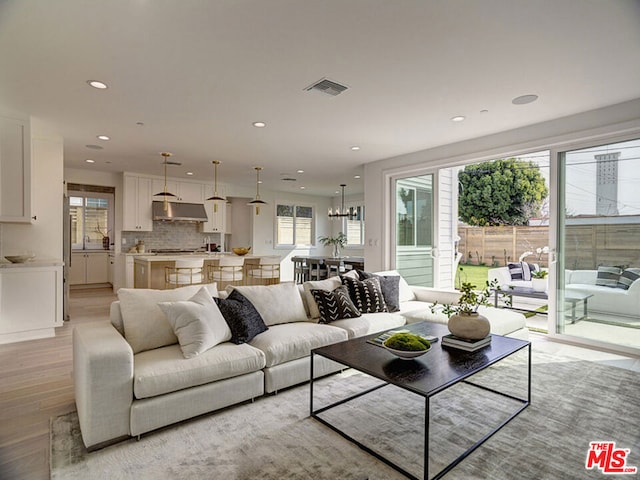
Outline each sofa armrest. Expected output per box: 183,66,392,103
410,286,461,305
73,323,134,449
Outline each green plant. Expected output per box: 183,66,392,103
318,232,347,249
431,280,506,317
383,333,430,351
532,269,548,279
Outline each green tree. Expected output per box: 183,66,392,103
458,158,548,226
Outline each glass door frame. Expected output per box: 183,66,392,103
549,132,640,357
386,167,440,286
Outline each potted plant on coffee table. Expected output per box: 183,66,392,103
431,280,503,340
531,269,548,292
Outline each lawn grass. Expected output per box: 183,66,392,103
454,264,490,290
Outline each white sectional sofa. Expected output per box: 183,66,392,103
73,271,527,449
564,269,640,318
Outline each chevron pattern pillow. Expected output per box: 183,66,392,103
311,286,361,324
340,275,388,314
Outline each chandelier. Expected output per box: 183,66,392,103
328,184,355,219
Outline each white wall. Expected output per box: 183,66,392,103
364,98,640,273
1,119,63,261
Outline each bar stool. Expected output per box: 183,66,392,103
245,255,281,285
207,256,245,290
165,258,204,289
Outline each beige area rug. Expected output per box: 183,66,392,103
51,350,640,480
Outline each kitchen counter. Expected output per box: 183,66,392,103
0,259,64,268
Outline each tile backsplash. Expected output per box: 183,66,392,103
122,221,223,251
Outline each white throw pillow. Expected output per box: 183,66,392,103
230,282,307,326
118,283,219,354
158,287,231,358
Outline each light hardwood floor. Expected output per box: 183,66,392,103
0,287,116,480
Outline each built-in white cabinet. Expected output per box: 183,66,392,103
203,202,226,233
70,251,109,285
0,116,32,223
123,174,153,231
152,179,204,203
108,252,115,285
0,264,63,344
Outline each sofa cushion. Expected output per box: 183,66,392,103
248,322,347,367
596,265,622,287
214,289,268,344
230,282,307,326
330,312,406,339
133,342,266,399
357,271,401,312
118,283,219,354
158,287,232,358
341,275,387,314
617,268,640,290
311,285,361,324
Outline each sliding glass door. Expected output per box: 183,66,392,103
556,138,640,352
394,174,435,287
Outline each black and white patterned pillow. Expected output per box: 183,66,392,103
596,265,622,288
616,268,640,290
311,286,361,324
357,270,401,312
213,289,268,344
340,276,388,314
508,262,537,281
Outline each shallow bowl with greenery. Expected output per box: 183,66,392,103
383,332,431,360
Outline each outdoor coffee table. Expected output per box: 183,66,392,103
494,287,594,323
310,322,530,480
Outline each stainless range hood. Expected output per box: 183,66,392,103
152,201,208,222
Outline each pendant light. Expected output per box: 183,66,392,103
248,166,267,215
328,184,355,219
206,160,226,213
153,152,177,211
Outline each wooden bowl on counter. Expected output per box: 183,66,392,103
232,247,251,256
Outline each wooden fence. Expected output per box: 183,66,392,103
458,223,640,269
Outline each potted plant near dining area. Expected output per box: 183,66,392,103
318,232,347,258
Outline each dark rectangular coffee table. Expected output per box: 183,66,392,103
310,322,530,480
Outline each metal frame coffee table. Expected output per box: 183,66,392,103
310,322,530,480
494,287,594,323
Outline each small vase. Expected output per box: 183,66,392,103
448,312,490,340
531,278,547,292
333,244,340,258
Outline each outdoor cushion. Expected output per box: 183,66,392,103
133,342,265,399
595,265,622,287
617,268,640,290
248,322,347,367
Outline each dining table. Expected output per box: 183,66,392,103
290,255,364,283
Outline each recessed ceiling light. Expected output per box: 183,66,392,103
350,146,360,151
253,121,266,128
297,169,304,174
87,80,108,89
300,186,305,190
335,190,339,194
85,159,95,163
512,94,539,105
186,172,194,176
97,135,110,141
354,175,361,179
451,116,466,122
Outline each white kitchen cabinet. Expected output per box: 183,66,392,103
203,202,226,233
123,174,153,231
108,253,115,285
70,251,109,285
152,179,203,203
0,116,32,223
0,264,63,344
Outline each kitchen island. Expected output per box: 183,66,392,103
133,254,278,289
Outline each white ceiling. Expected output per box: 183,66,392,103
1,0,639,196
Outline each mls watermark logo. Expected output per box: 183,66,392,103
586,442,637,474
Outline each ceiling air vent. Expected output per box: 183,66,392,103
304,78,348,96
